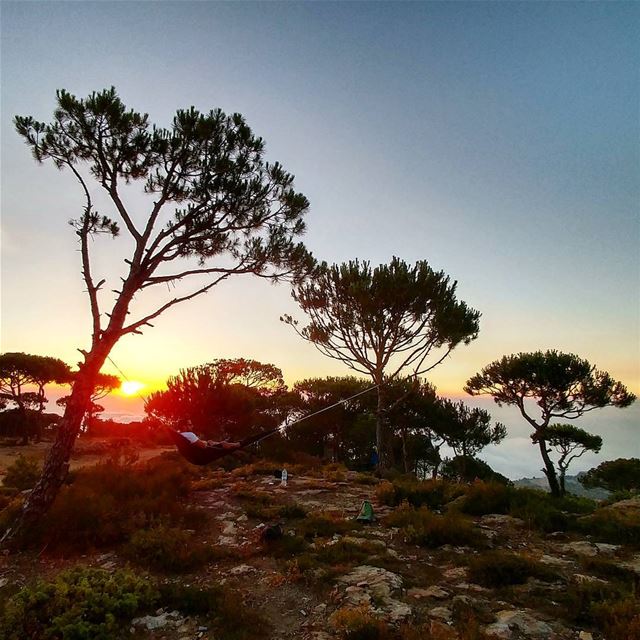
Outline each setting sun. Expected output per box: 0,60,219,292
120,380,144,396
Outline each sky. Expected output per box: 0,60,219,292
1,2,639,478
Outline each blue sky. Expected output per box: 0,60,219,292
1,1,638,477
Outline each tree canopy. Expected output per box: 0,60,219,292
145,359,288,441
579,458,640,494
0,353,72,443
284,257,480,469
465,350,635,496
544,423,602,496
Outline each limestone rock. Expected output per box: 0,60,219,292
408,585,449,599
429,606,452,623
229,564,256,575
560,541,599,557
132,611,184,631
338,565,410,622
479,514,525,528
484,610,552,639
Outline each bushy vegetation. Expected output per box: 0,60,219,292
562,579,640,640
576,506,640,546
0,567,157,640
123,524,221,573
6,454,203,551
296,512,360,539
385,503,481,548
467,551,558,587
2,454,41,490
459,480,596,532
330,605,391,640
375,477,457,510
157,582,269,640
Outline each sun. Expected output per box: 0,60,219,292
120,380,144,396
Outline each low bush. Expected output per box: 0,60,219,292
591,596,640,640
330,605,392,640
375,477,448,510
0,566,157,640
467,551,558,587
2,454,41,490
296,512,359,539
315,539,381,566
354,473,378,485
580,557,639,588
157,582,269,640
461,481,511,516
26,455,201,550
576,507,640,546
561,579,631,628
263,533,308,558
386,503,481,548
508,489,569,532
123,524,219,573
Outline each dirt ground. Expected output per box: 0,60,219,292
0,440,173,475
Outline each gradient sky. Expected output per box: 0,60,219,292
1,2,638,477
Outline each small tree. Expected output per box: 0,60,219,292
579,458,640,494
544,423,602,496
465,350,635,497
6,87,312,545
145,359,287,441
0,353,72,443
283,258,480,469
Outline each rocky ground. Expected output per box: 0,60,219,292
1,469,638,640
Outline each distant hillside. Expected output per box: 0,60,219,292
513,475,610,500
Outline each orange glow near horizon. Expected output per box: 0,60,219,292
120,380,145,396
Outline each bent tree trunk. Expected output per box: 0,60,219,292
537,437,561,497
2,340,115,548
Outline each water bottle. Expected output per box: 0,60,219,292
281,468,288,487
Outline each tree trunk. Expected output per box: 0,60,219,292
2,343,113,548
375,383,387,472
400,428,409,474
537,438,561,497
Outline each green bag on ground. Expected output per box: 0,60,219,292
356,500,375,522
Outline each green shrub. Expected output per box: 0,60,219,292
386,503,481,548
580,557,639,588
461,481,511,516
508,489,569,532
32,456,202,550
562,579,628,626
157,581,269,640
123,525,218,573
556,494,597,515
315,539,380,566
467,551,558,587
2,455,41,490
330,605,392,640
375,477,448,510
0,566,157,640
576,507,640,546
263,534,308,558
297,512,359,539
354,473,378,485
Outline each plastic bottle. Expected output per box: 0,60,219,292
281,468,288,487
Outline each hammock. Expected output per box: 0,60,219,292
168,427,279,466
